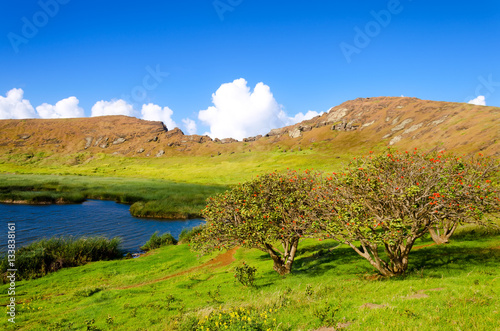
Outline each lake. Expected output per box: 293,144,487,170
0,200,204,253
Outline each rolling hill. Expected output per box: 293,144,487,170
0,96,498,184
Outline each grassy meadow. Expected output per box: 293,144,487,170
1,143,499,329
0,226,498,330
0,147,353,184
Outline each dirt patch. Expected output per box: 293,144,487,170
426,287,445,292
117,247,238,290
360,303,387,309
413,243,436,250
405,291,429,299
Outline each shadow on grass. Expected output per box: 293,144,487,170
407,243,500,275
295,238,500,278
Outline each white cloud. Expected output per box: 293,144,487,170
36,96,84,119
198,78,323,140
280,110,322,126
141,103,177,130
91,99,134,117
468,95,486,106
198,78,287,140
182,118,197,135
0,88,37,119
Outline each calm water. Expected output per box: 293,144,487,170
0,200,204,253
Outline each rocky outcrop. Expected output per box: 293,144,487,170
288,125,313,138
325,107,350,124
84,137,93,149
266,128,288,137
113,137,126,145
243,135,262,142
165,127,184,138
219,138,238,144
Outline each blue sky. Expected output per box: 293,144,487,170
1,0,499,138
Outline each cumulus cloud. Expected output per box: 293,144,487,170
198,78,322,140
468,95,486,106
140,103,177,130
182,118,197,135
91,99,134,117
36,96,84,119
198,79,286,140
0,88,37,119
280,110,322,126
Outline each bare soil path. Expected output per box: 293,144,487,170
117,247,238,290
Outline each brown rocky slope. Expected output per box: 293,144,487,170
0,97,498,158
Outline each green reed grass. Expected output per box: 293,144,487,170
0,236,122,281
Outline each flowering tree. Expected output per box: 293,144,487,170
192,170,318,275
311,150,499,276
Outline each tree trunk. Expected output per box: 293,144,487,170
429,223,457,244
345,241,395,277
264,238,299,276
388,256,408,275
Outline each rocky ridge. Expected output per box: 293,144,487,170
0,97,498,158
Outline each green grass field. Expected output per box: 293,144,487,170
1,227,498,330
0,147,355,184
1,147,499,330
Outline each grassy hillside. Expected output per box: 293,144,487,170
0,97,498,186
1,229,498,330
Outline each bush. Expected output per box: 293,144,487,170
311,150,500,276
178,225,204,244
234,262,257,287
0,236,122,281
140,231,177,251
192,169,320,275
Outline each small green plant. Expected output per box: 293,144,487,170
74,287,104,297
165,294,176,310
305,284,313,296
140,231,177,251
313,302,341,326
206,284,223,304
84,319,99,331
234,262,257,287
106,315,114,325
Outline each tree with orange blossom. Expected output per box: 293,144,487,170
311,150,499,276
192,169,320,275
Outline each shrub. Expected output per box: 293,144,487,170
0,236,122,281
178,225,204,244
192,169,319,275
234,262,257,287
140,231,177,251
311,150,500,276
